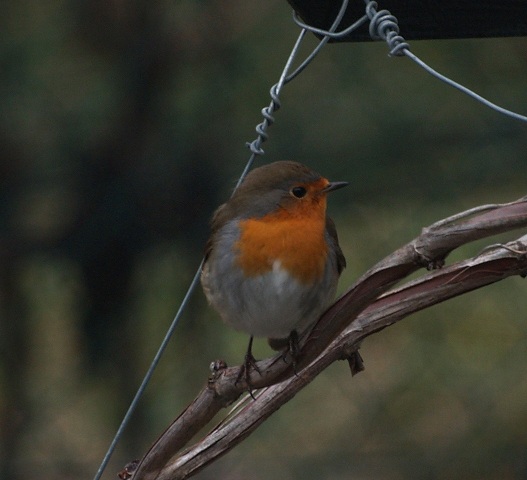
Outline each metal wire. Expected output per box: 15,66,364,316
366,3,409,56
363,0,527,122
93,261,203,480
287,1,369,83
293,0,368,39
290,0,527,123
403,50,527,122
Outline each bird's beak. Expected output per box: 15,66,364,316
323,181,349,193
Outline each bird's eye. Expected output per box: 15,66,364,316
291,186,307,198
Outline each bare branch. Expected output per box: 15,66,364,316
131,196,527,480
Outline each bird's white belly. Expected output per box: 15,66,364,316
230,260,310,337
203,259,326,339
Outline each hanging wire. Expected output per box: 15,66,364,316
403,50,527,122
364,1,527,122
295,0,527,123
93,263,203,480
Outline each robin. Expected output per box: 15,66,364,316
201,161,348,389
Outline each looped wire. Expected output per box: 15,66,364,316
292,10,369,40
366,1,409,56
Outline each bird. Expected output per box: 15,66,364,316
201,161,347,390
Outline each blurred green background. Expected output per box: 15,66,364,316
1,1,527,479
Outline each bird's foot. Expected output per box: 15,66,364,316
235,336,261,399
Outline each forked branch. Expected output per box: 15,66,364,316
129,196,527,480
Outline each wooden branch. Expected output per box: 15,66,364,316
130,196,527,480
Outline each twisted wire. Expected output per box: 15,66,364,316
239,29,306,190
245,83,282,158
244,0,353,169
366,2,409,56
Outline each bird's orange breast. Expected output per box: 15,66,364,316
235,194,328,285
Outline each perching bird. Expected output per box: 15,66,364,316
201,161,347,388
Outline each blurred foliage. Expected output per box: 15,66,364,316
0,1,526,479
